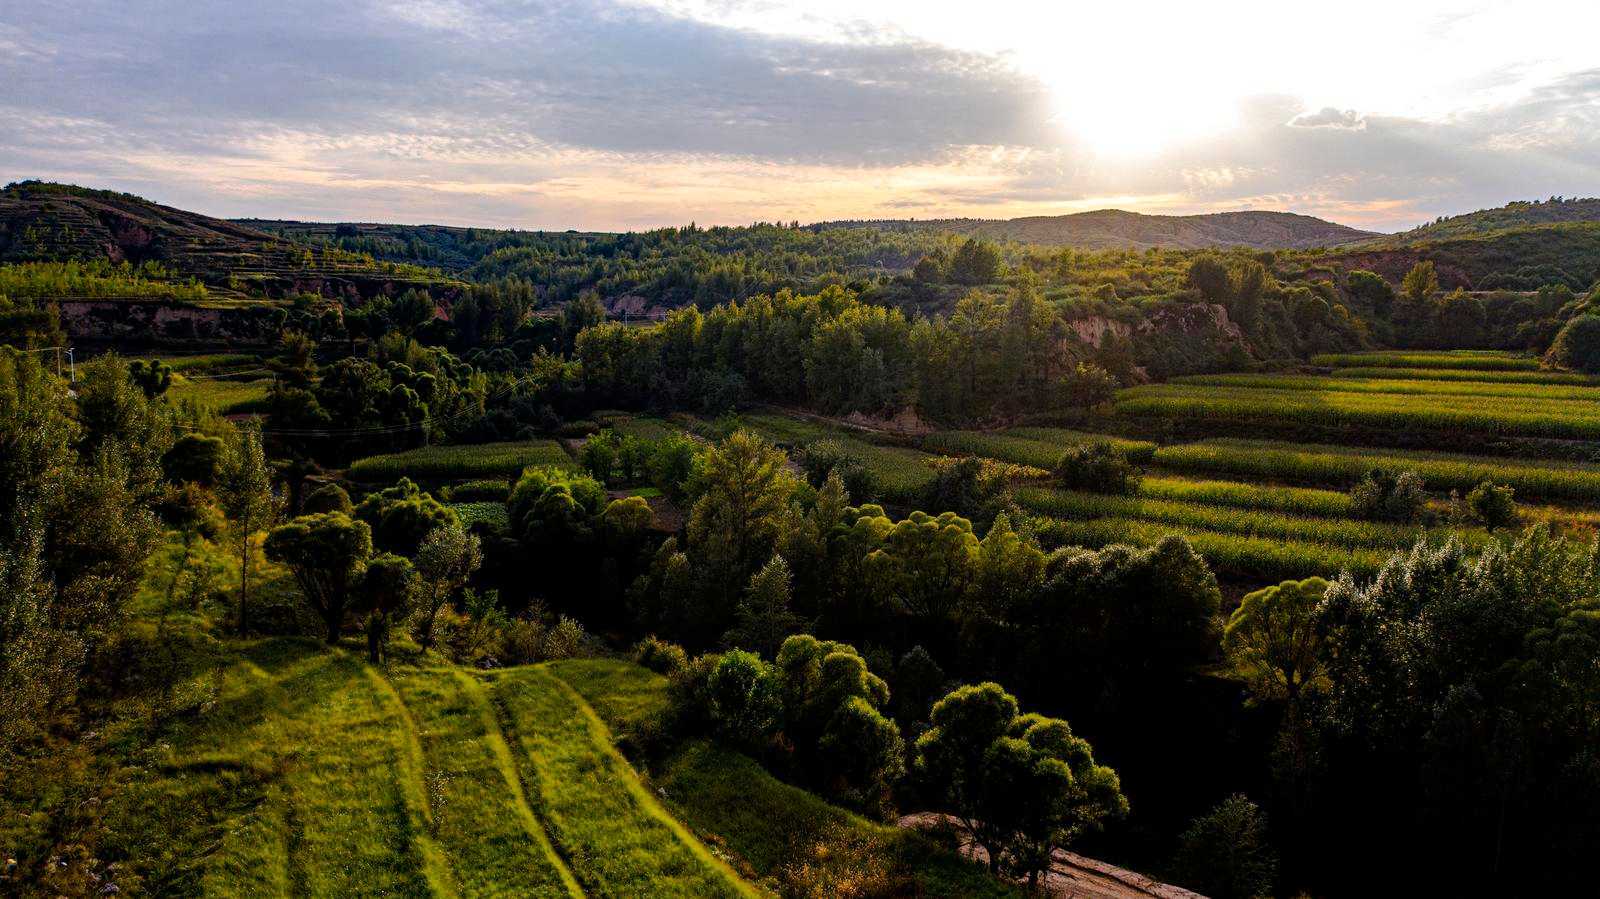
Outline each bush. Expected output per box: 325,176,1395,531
633,635,689,676
1465,480,1517,531
799,439,876,500
1545,315,1600,373
1348,468,1427,523
302,483,353,514
1055,441,1140,494
1172,794,1278,899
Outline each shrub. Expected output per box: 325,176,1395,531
1465,480,1517,531
1172,794,1278,899
1055,441,1140,494
1348,468,1427,523
799,439,876,500
1545,315,1600,373
633,635,689,676
302,483,353,514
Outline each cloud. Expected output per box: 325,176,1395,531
2,2,1598,232
1289,108,1366,130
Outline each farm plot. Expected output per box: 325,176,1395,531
738,412,942,504
1171,372,1600,402
1310,350,1541,371
349,439,573,481
923,427,1157,469
1329,366,1600,385
1116,382,1600,441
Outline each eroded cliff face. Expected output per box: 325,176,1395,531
58,301,283,345
1067,302,1253,380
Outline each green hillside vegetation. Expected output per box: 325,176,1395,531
1386,196,1600,242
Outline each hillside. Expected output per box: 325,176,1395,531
818,209,1379,250
0,181,456,299
1314,221,1600,291
1384,196,1600,243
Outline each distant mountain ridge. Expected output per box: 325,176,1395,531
817,209,1380,250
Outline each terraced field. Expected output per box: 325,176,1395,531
349,439,574,481
896,350,1600,582
738,411,942,503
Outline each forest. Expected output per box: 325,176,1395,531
4,185,1600,898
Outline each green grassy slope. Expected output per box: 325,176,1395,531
550,658,1015,898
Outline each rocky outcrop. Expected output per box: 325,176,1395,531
58,300,283,345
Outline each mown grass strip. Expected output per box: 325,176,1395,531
1014,486,1478,550
490,666,757,898
1310,351,1540,371
1329,366,1600,386
388,667,581,897
1117,383,1600,441
1172,372,1600,402
349,439,573,481
923,427,1157,469
1031,517,1393,581
1154,438,1600,503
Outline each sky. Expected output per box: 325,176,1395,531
3,0,1598,232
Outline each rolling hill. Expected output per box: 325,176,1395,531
0,181,457,299
817,209,1379,250
1384,196,1600,243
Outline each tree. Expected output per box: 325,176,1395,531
216,421,276,634
913,682,1126,883
359,553,414,662
263,512,373,644
1465,480,1517,531
413,522,483,652
1055,441,1140,494
1349,468,1427,523
949,238,1001,286
1186,256,1232,303
687,431,799,607
161,434,225,485
705,649,783,748
1172,794,1278,899
302,483,353,515
1224,577,1328,707
1059,362,1117,412
1544,315,1600,373
354,478,458,555
723,554,804,656
1401,260,1439,304
128,359,172,399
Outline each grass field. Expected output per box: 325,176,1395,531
1153,438,1600,503
739,412,941,503
1032,517,1394,580
166,375,272,414
1310,350,1541,371
489,666,756,897
553,659,1016,898
1172,372,1600,402
923,427,1157,469
349,439,573,481
1116,382,1600,441
1329,366,1600,385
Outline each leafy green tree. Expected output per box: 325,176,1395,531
354,477,458,555
723,554,805,656
1349,468,1427,523
302,483,353,515
360,553,415,662
264,512,374,644
864,510,979,622
1059,362,1117,412
1055,441,1140,494
215,422,277,633
687,431,799,613
1186,256,1232,303
1465,480,1517,531
1401,259,1439,304
1173,794,1278,899
161,433,225,485
413,522,483,652
949,238,1001,286
128,358,172,398
1544,314,1600,372
913,682,1126,882
1224,577,1329,707
706,649,783,748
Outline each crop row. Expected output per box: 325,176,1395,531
166,377,272,414
1310,351,1540,371
1030,516,1393,581
349,439,573,481
1014,486,1479,551
1153,438,1600,503
1329,366,1600,386
1171,373,1600,402
1117,383,1600,441
923,427,1158,469
1136,475,1354,518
